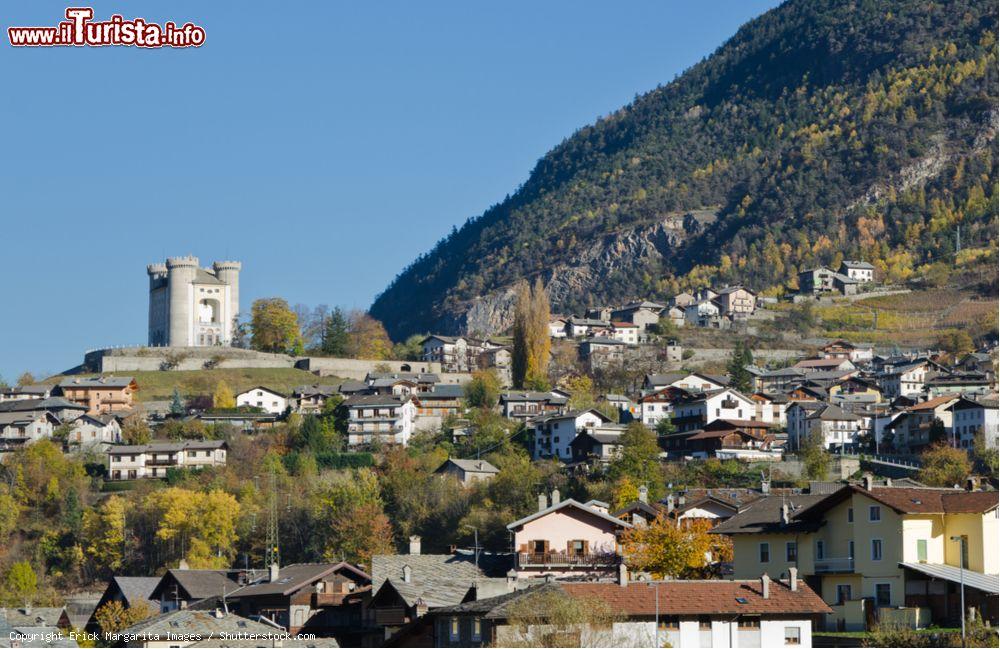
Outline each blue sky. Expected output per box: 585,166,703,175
0,0,779,380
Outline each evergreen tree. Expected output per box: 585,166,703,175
169,388,185,416
727,341,754,393
321,307,350,356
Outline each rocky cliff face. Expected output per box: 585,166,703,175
442,213,710,336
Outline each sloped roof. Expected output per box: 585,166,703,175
562,580,832,616
230,563,370,597
710,494,828,535
105,576,161,608
58,377,134,388
437,458,499,475
900,563,999,594
506,498,632,531
120,609,275,639
1,608,68,628
150,570,241,601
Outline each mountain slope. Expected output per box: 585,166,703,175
371,0,998,339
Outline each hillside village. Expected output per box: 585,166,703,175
0,255,997,649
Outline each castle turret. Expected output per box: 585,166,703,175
146,264,169,346
212,261,241,335
166,256,199,346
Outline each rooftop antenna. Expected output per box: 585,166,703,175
264,465,280,569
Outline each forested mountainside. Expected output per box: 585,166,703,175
371,0,999,339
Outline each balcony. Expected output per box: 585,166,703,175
517,552,621,568
146,457,179,466
815,557,855,573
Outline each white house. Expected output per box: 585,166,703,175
609,322,640,345
0,411,58,452
548,318,568,338
235,386,288,414
878,360,932,399
69,413,122,451
106,440,228,480
839,260,876,283
684,300,720,326
948,396,999,450
529,409,612,461
343,394,418,446
672,388,758,432
786,402,863,451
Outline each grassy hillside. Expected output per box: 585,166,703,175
45,368,334,402
372,0,998,338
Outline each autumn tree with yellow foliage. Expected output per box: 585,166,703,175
512,279,550,390
621,515,731,579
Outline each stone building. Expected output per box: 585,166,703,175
147,256,241,347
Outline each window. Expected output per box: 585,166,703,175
871,539,883,561
917,539,928,562
449,617,460,642
869,505,881,521
471,618,481,641
847,507,853,523
698,615,712,630
759,543,770,563
848,541,855,559
784,627,801,645
816,540,825,560
786,542,797,562
738,616,760,629
875,583,891,607
836,584,852,604
658,616,679,630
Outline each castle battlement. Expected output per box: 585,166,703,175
148,257,241,347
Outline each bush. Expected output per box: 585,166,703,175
314,452,375,470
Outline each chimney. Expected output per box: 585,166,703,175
269,563,279,583
213,608,225,619
638,485,648,504
178,559,190,570
862,473,873,491
788,567,798,591
885,478,892,487
538,493,548,511
781,503,790,526
966,476,980,492
551,488,560,505
409,535,422,555
761,574,770,600
618,564,629,587
402,565,412,583
666,494,675,513
677,495,686,507
761,473,770,495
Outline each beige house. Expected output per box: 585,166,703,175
507,491,630,580
58,376,138,414
714,482,999,630
434,458,499,484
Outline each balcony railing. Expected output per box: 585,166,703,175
815,557,855,573
146,458,179,466
517,552,621,568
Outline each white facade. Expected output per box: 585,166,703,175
236,387,288,414
0,412,56,450
531,411,607,461
346,397,417,446
147,257,240,347
69,415,122,450
950,401,999,449
107,442,227,480
684,300,720,325
610,323,639,345
878,363,929,399
674,389,757,431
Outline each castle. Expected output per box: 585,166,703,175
147,257,241,347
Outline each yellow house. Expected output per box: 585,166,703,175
713,482,999,630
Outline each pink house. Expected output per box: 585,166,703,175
506,490,631,579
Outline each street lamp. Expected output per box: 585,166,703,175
950,535,966,644
647,581,660,648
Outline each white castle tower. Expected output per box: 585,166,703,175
147,256,241,347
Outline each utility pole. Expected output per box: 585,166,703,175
955,224,962,256
265,465,280,569
951,536,967,644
